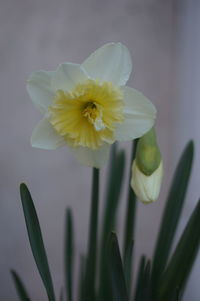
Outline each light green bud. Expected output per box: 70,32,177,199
131,159,163,204
136,127,161,176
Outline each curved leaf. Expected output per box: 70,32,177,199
20,183,55,301
152,141,194,292
158,199,200,300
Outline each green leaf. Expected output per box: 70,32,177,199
20,183,55,301
98,145,126,301
171,288,181,301
140,261,151,301
158,199,200,301
123,240,134,296
85,168,99,301
11,270,31,301
64,208,74,301
108,233,128,301
133,257,151,301
151,141,194,292
133,256,146,301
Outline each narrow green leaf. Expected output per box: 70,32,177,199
171,288,181,301
134,260,152,301
123,140,137,261
158,199,200,301
124,240,134,296
98,144,126,301
133,256,146,301
64,208,74,301
140,261,151,301
20,183,55,301
85,168,99,301
108,233,128,301
152,141,194,292
11,270,31,301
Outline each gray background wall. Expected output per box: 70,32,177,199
0,0,199,300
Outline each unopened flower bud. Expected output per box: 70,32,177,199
131,128,163,203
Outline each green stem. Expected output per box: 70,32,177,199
64,208,74,301
123,140,137,261
85,168,100,301
123,141,137,297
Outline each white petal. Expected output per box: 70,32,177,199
82,43,132,86
115,87,156,141
31,118,65,149
27,71,55,113
72,144,110,168
52,63,88,92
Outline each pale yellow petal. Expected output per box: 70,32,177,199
115,86,156,141
27,71,55,113
82,43,132,85
52,63,88,92
31,118,65,149
72,144,110,168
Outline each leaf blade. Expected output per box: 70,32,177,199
140,261,151,301
124,240,134,296
98,145,126,301
133,256,146,301
108,233,128,301
11,270,31,301
20,183,55,301
152,141,194,291
158,199,200,301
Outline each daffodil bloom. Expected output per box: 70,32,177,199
27,43,156,168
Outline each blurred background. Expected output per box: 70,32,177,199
0,0,200,299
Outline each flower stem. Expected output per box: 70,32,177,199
123,140,137,260
85,168,100,301
123,140,137,296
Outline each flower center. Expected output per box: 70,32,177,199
48,80,124,149
82,102,105,131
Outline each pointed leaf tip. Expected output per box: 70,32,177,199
108,232,128,301
11,269,31,301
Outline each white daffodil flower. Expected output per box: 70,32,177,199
27,43,156,168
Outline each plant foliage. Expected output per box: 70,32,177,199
12,141,200,301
